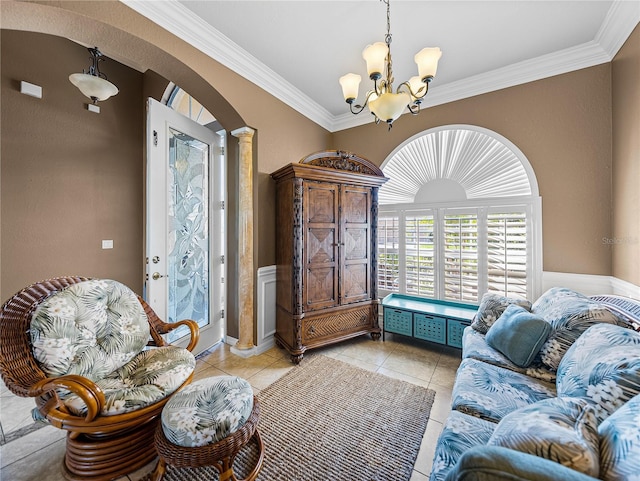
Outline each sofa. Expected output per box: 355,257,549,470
430,287,640,481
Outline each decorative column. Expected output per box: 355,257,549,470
231,127,256,355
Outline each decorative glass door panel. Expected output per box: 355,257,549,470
167,128,209,342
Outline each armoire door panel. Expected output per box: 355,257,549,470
342,263,370,302
342,188,369,224
343,227,368,260
304,181,339,311
305,266,337,309
307,227,336,264
306,183,338,224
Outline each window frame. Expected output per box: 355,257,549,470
378,196,542,303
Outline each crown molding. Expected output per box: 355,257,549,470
122,0,638,133
121,0,335,132
595,0,640,57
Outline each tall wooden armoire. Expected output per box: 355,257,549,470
271,150,388,363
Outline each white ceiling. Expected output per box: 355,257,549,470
123,0,639,132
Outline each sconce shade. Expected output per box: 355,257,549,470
369,91,410,123
339,73,362,102
362,42,388,79
69,73,119,102
414,47,442,81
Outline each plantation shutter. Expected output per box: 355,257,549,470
487,211,528,299
405,214,435,297
378,215,400,292
443,213,478,302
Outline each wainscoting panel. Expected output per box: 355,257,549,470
541,271,640,300
256,265,277,353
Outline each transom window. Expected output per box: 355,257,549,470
378,125,541,303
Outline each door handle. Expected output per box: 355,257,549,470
152,272,164,280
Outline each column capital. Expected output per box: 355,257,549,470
231,126,255,139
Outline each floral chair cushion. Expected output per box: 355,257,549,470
532,287,620,371
598,393,640,481
429,410,496,481
462,327,556,383
61,346,196,416
470,293,532,334
30,279,150,380
487,397,600,477
161,376,254,448
452,357,556,423
557,323,640,423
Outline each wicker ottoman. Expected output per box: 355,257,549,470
151,376,264,481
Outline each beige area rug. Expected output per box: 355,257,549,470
151,354,436,481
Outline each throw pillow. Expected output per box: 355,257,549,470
487,397,600,477
599,393,640,481
485,304,552,368
557,323,640,423
533,287,619,371
471,293,532,334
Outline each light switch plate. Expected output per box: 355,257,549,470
20,81,42,99
102,240,114,249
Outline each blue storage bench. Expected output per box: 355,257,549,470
381,294,478,348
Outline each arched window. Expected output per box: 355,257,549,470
378,125,542,303
163,83,216,126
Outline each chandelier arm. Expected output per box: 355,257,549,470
397,79,430,101
407,102,421,115
349,89,380,115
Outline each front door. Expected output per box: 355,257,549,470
146,98,225,354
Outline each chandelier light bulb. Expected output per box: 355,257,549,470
362,42,388,80
415,47,442,82
339,73,362,103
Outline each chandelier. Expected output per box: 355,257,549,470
69,47,119,104
339,0,442,129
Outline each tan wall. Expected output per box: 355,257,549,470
0,1,329,340
612,24,640,286
1,1,637,310
1,30,144,300
332,65,614,277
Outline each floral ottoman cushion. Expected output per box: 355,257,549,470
161,376,254,447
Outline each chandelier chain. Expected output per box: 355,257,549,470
383,0,393,93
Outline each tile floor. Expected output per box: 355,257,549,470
0,334,460,481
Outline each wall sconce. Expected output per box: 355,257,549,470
69,47,118,104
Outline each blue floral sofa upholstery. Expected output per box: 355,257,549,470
430,288,640,481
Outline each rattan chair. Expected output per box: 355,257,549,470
0,276,200,481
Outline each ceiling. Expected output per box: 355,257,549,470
123,0,639,132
